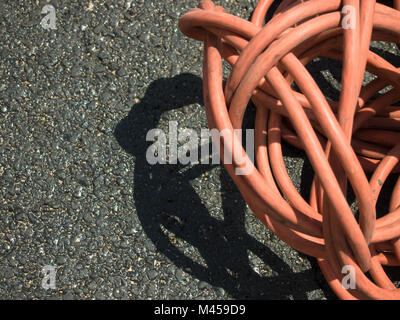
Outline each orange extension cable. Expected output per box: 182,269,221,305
179,0,400,299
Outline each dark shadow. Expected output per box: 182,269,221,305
114,73,335,299
305,57,342,102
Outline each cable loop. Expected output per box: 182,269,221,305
179,0,400,299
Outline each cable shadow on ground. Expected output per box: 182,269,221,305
114,73,335,299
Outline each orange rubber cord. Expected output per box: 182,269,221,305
179,0,400,299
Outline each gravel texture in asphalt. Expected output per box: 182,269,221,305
0,0,398,300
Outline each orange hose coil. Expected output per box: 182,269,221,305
179,0,400,299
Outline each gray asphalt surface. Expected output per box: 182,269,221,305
1,0,397,300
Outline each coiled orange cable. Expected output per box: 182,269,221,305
179,0,400,299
